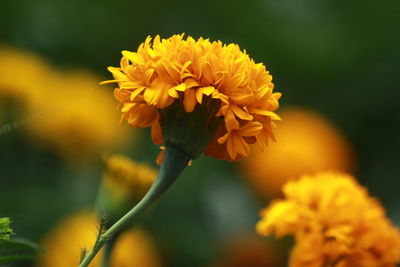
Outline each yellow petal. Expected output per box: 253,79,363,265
184,78,200,89
202,86,215,96
196,88,204,104
239,122,263,136
248,108,281,120
121,51,144,65
168,88,179,98
174,83,186,92
130,87,146,100
231,105,253,120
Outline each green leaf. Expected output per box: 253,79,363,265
0,238,43,264
0,217,13,240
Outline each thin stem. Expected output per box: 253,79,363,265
78,146,191,267
101,234,118,267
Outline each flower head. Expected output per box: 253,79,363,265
256,172,400,267
37,212,161,267
96,154,156,226
104,34,281,161
241,108,355,196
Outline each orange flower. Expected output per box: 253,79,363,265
241,107,355,196
256,172,400,267
103,34,281,162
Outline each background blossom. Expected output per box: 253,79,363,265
241,107,355,197
257,172,400,267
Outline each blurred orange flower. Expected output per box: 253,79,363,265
104,34,281,161
241,107,355,197
211,235,283,267
256,172,400,267
38,212,162,267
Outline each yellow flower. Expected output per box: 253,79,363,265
256,172,400,267
241,107,355,197
37,212,162,267
26,70,130,159
0,47,51,104
96,154,156,225
102,153,156,199
104,34,281,161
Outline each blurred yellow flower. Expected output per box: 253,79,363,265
96,154,156,225
104,34,281,161
26,71,130,159
102,153,156,200
0,46,132,159
256,172,400,267
38,212,162,267
241,107,355,197
0,47,51,103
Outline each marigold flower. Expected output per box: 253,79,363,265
37,212,161,267
26,71,129,159
96,154,156,226
0,47,51,103
256,172,400,267
104,34,281,161
241,108,355,197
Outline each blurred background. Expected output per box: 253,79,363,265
1,0,399,266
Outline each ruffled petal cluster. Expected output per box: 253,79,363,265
256,172,400,267
104,34,281,161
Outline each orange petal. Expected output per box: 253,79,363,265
144,78,173,108
239,121,263,136
231,105,253,120
227,133,250,160
224,110,240,131
183,89,197,112
217,131,230,144
156,146,166,166
151,122,164,145
226,135,237,160
248,108,281,120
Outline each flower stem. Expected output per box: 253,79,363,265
100,233,118,267
78,145,191,267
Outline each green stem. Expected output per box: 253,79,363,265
78,145,191,267
101,233,118,267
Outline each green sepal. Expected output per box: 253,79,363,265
160,97,222,159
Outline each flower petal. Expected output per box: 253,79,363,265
183,89,197,112
239,121,263,136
